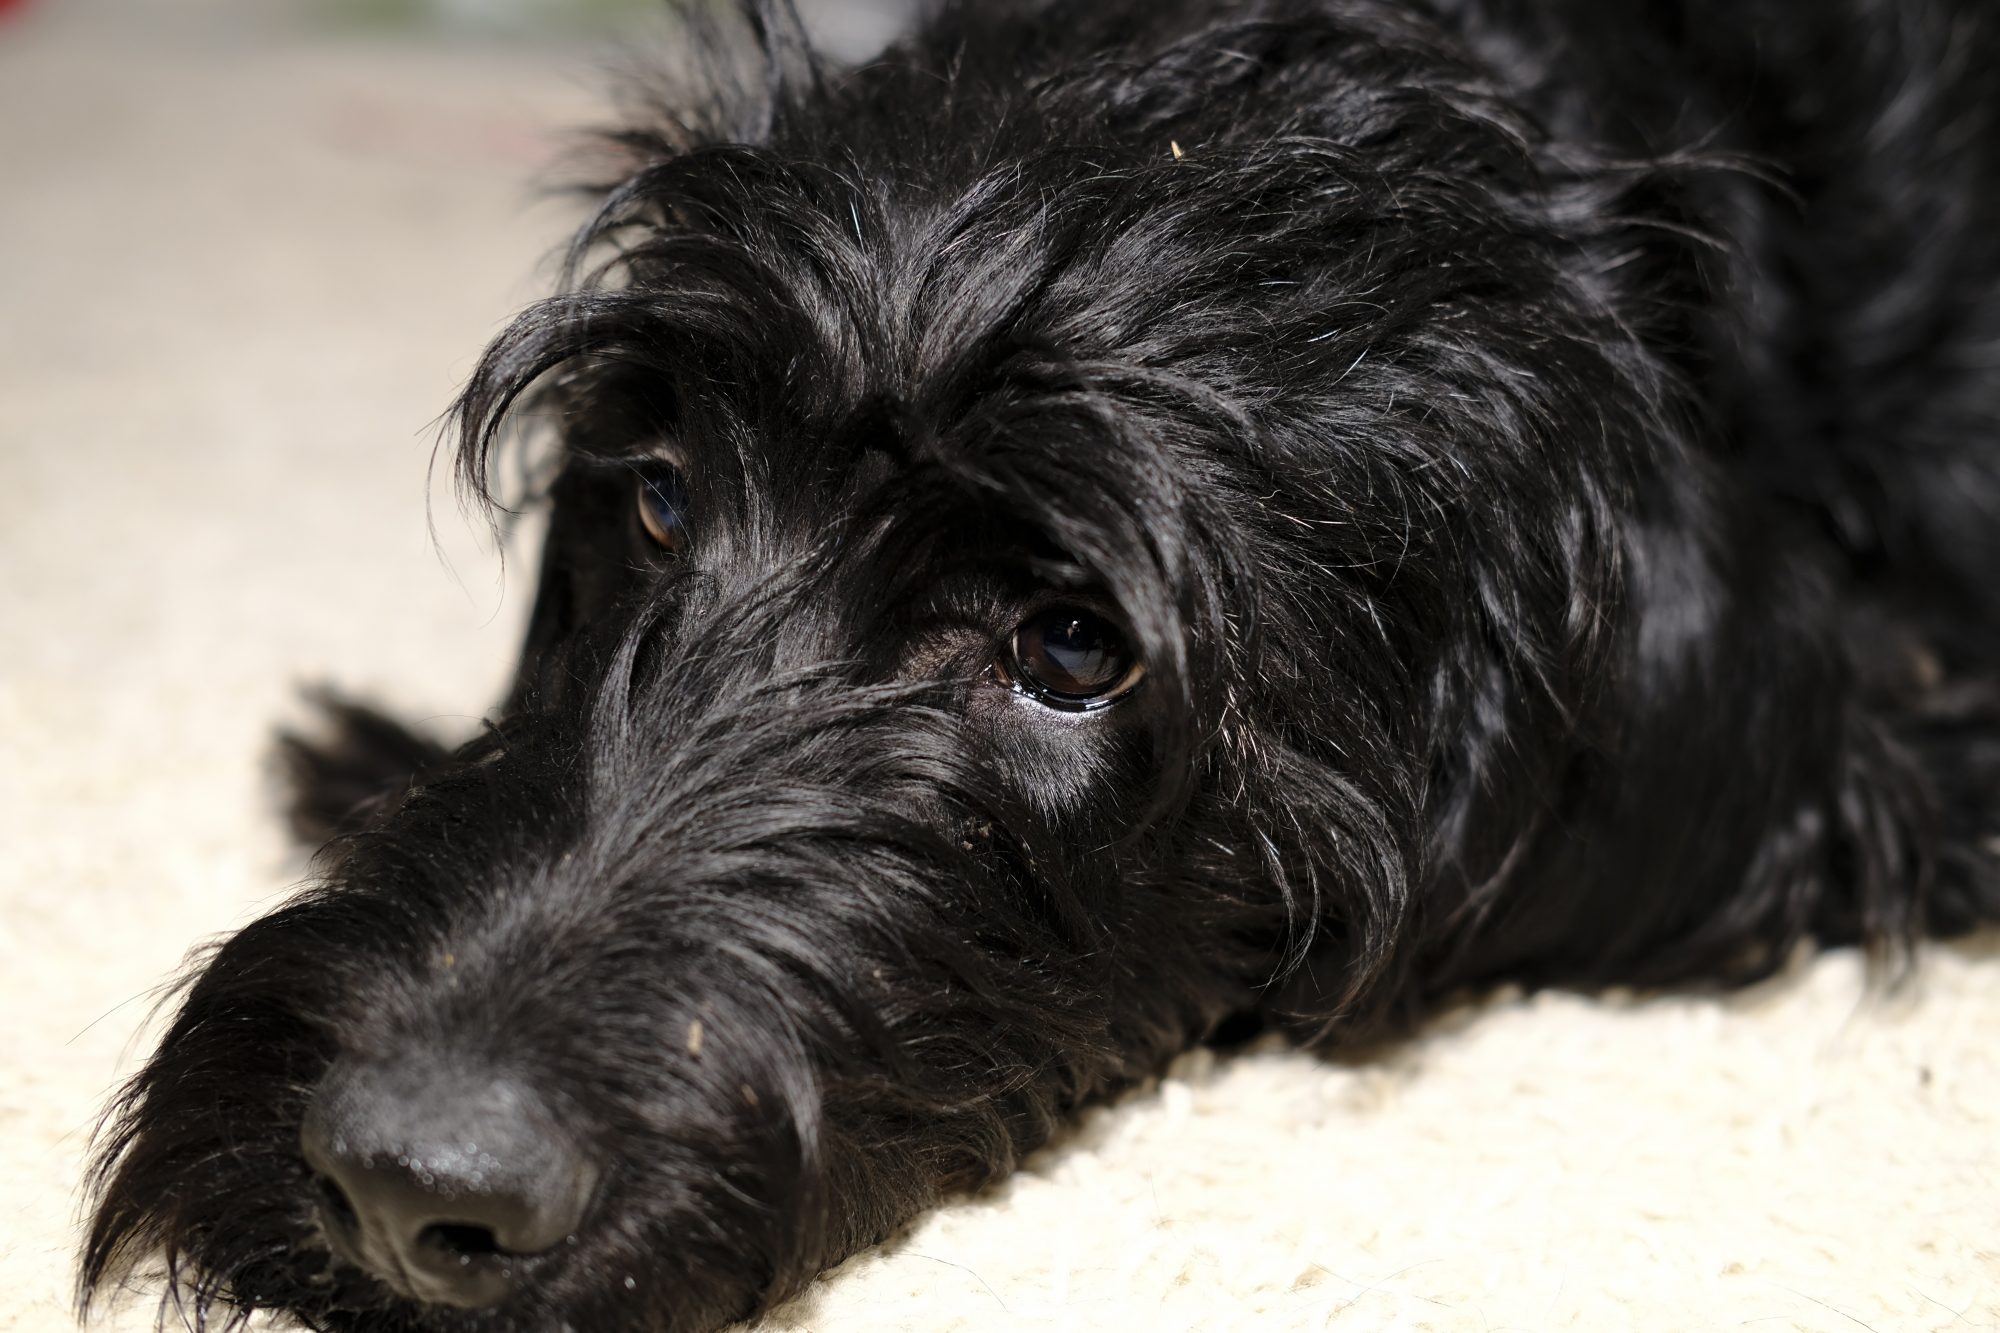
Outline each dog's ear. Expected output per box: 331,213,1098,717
275,691,449,848
502,471,593,719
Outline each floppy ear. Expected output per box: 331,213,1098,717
275,690,449,847
499,471,597,720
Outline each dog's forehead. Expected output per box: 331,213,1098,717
570,165,1153,475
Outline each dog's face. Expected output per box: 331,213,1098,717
82,7,1679,1331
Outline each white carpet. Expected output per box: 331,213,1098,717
2,10,1995,1332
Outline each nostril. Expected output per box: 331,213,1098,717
299,1059,600,1309
420,1221,505,1260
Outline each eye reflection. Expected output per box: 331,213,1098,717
997,605,1145,710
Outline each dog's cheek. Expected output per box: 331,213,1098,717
964,682,1152,830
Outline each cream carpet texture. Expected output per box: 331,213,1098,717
2,7,1996,1331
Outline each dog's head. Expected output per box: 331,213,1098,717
82,4,1685,1329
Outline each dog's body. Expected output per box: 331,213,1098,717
84,1,2000,1329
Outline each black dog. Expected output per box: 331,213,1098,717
82,1,2000,1329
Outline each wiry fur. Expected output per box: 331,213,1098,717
82,1,2000,1329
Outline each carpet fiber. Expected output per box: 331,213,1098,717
2,9,1995,1331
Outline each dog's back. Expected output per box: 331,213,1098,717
1485,0,2000,635
1453,0,2000,955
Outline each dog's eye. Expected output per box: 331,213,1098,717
998,605,1145,710
635,464,691,554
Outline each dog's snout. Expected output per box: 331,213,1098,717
300,1060,599,1309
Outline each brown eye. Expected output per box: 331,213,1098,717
998,605,1145,710
635,464,690,554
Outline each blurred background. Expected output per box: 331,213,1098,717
0,0,915,47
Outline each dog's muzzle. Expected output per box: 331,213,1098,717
300,1059,600,1309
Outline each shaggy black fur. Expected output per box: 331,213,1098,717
83,0,2000,1329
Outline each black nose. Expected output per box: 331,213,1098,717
300,1060,600,1309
